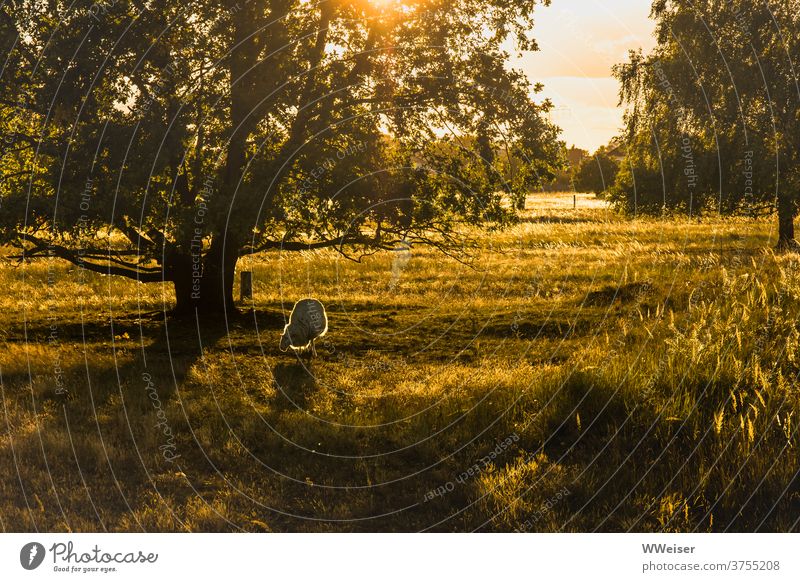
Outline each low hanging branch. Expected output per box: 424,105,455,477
11,232,165,283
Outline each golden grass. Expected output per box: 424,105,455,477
0,193,798,531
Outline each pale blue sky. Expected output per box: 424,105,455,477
513,0,657,152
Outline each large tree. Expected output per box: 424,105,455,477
0,0,562,315
612,0,800,247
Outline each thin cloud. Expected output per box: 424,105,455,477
513,0,656,150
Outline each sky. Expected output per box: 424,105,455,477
512,0,658,153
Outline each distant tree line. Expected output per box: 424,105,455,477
543,144,620,197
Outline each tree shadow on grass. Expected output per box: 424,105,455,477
482,318,595,340
0,307,284,531
270,361,319,412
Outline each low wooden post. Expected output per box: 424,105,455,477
240,271,253,301
573,194,577,209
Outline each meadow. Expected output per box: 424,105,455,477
1,193,798,532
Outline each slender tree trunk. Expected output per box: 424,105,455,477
776,194,797,250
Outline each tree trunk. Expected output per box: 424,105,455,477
198,233,240,314
776,194,798,251
168,0,259,318
167,0,335,319
168,238,240,317
171,264,197,316
163,250,197,317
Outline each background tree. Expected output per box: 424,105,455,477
0,0,562,315
611,0,800,246
574,147,619,196
544,145,587,192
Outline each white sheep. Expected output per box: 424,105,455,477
279,298,328,357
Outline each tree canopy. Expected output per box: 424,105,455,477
612,0,800,245
0,0,563,313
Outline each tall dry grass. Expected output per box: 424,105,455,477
0,193,797,531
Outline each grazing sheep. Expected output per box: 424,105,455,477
279,298,328,357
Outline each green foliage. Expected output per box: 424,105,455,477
574,149,619,196
611,1,800,226
545,146,587,192
0,0,562,307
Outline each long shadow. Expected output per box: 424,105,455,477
0,307,278,531
482,318,595,340
107,308,286,394
270,361,319,412
14,309,233,400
